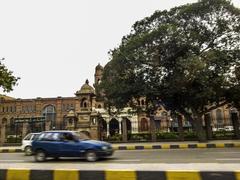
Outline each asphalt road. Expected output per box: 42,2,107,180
1,148,240,163
0,148,240,170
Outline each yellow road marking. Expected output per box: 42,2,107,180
7,169,30,180
161,144,170,149
216,143,225,148
105,170,136,180
179,144,188,149
235,171,240,180
166,171,201,180
126,146,135,150
54,169,78,180
197,144,207,148
143,145,153,149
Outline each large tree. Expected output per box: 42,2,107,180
100,0,240,141
0,58,20,92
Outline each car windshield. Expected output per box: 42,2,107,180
73,132,90,140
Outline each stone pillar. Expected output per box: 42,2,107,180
22,123,28,137
232,112,240,139
150,115,156,142
0,124,6,145
56,98,63,129
119,121,122,134
45,121,51,131
106,122,109,137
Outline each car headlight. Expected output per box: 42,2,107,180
101,146,108,150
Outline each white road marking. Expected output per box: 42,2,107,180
0,160,25,162
206,152,240,154
216,158,240,161
110,159,141,162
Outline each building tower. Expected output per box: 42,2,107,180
94,63,104,88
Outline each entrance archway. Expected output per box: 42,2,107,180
140,118,149,132
109,118,119,136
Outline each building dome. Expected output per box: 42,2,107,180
75,79,95,95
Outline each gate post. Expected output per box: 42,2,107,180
22,123,28,138
0,124,6,145
122,119,127,142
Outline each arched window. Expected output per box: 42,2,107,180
216,109,223,125
137,100,141,106
42,105,56,129
98,104,102,108
141,100,145,106
80,98,88,108
2,118,7,124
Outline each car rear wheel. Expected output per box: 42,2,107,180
24,146,32,156
85,150,98,162
35,150,46,162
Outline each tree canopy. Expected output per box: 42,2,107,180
0,58,20,92
100,0,240,141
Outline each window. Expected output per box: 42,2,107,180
61,133,75,141
80,98,88,108
23,134,32,140
39,133,60,141
42,105,56,129
32,134,41,140
216,109,223,125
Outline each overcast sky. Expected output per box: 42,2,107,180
0,0,239,99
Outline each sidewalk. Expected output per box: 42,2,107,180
1,140,240,153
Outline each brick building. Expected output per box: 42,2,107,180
0,64,238,144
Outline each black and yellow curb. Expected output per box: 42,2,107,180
0,149,22,153
112,142,240,150
0,142,240,153
0,169,240,180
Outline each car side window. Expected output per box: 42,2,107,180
39,133,60,141
23,134,32,140
61,133,75,141
32,134,40,140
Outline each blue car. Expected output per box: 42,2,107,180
32,131,114,162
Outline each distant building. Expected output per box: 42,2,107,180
0,64,237,144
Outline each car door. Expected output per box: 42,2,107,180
59,132,85,157
38,132,61,157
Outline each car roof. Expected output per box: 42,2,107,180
43,130,75,133
30,133,41,135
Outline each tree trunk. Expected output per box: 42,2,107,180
122,119,128,142
231,112,240,139
150,115,157,142
194,114,207,142
177,115,184,141
204,114,213,140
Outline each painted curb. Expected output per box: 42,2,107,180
112,143,240,150
0,169,240,180
0,143,240,153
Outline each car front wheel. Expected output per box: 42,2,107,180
24,146,32,156
35,150,46,162
85,150,98,162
